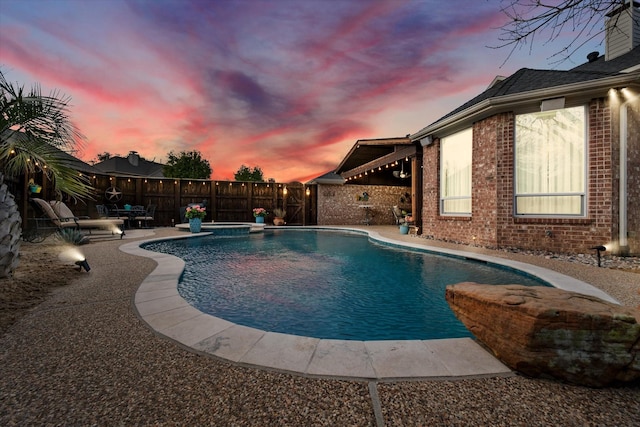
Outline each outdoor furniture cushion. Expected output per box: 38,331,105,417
49,200,125,233
31,198,77,229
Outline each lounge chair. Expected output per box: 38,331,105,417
30,198,125,239
24,198,82,242
49,200,125,238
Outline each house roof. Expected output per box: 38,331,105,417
411,45,640,141
93,152,165,177
1,128,101,176
55,149,103,175
334,137,414,178
306,170,345,185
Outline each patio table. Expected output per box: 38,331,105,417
114,206,146,228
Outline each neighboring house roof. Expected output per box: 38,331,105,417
306,171,345,185
411,45,640,141
56,148,103,176
1,128,100,175
93,152,165,177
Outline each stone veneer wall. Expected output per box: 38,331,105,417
421,97,640,255
316,184,412,226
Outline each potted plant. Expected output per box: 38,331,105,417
399,223,410,234
28,178,42,194
272,208,286,226
185,205,206,233
252,207,268,224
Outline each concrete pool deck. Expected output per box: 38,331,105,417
123,225,616,380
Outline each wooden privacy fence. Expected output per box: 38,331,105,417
72,176,314,226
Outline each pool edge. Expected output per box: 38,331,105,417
122,226,616,380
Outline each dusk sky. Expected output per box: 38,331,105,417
1,0,606,182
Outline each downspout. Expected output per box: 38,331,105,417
619,92,639,255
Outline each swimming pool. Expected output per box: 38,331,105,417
142,229,549,341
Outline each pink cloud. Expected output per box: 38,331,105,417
1,0,600,182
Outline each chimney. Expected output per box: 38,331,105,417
605,1,640,61
127,151,140,167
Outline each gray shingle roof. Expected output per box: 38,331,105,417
429,45,640,128
571,45,640,73
93,155,165,177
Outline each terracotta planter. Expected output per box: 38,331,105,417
273,217,285,226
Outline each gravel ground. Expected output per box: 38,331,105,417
1,227,639,426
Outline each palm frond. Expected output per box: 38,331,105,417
0,69,93,201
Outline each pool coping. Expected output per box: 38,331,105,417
122,226,617,381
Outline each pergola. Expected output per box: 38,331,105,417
334,137,422,224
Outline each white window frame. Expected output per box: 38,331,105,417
514,106,587,217
440,128,472,215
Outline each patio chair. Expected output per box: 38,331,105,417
134,204,156,228
96,204,109,218
392,205,406,225
46,199,125,238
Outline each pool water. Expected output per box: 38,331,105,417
143,230,549,341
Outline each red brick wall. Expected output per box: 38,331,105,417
624,97,640,254
420,97,639,255
421,115,507,248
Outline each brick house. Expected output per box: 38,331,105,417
410,4,640,255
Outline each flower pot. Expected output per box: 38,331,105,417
255,216,265,224
399,224,409,234
189,218,202,233
273,217,285,226
29,184,42,194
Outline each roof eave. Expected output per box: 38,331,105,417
411,72,640,142
334,137,411,172
339,145,416,179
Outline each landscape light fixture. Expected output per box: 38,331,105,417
590,245,606,267
75,259,91,272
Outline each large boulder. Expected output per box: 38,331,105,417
445,283,640,387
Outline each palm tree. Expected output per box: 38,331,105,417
0,69,94,278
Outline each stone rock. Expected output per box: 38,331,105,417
445,283,640,387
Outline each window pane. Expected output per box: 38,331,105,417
443,198,472,214
440,128,472,214
516,195,583,215
515,107,585,215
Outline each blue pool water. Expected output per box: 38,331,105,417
143,230,549,341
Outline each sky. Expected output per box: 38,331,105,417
0,0,606,182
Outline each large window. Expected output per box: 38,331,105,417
440,128,472,215
515,106,586,216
